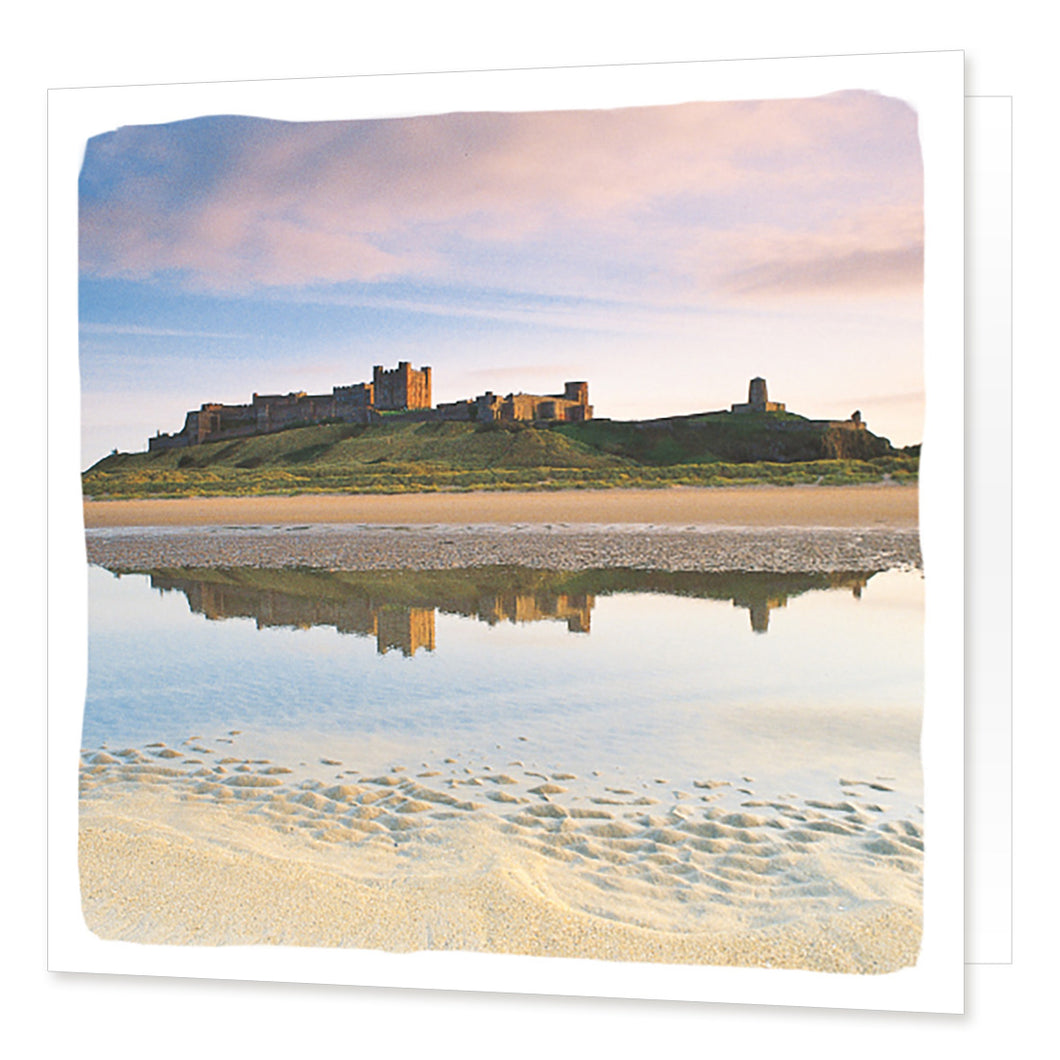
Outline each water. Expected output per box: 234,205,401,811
83,564,923,816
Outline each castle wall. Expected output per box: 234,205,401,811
768,418,867,432
146,366,586,451
148,431,189,452
195,403,257,440
432,400,474,421
470,383,592,424
732,400,786,414
251,391,335,433
142,370,879,459
333,382,374,408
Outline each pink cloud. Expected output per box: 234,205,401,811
80,91,922,300
719,245,923,300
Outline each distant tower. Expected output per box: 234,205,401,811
731,376,785,415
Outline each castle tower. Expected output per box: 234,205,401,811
732,376,785,415
371,362,432,410
564,381,589,404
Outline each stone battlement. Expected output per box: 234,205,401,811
148,362,592,451
731,377,867,431
146,371,864,454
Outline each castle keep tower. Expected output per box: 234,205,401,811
372,362,432,411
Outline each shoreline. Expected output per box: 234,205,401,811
78,481,924,971
83,483,918,530
85,523,922,573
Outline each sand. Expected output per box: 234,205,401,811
85,523,921,573
79,743,922,971
79,483,923,971
83,483,918,529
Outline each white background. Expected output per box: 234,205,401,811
7,2,1044,1055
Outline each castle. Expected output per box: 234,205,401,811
141,567,877,652
731,376,867,431
147,368,868,453
149,361,592,452
731,376,786,414
148,570,593,657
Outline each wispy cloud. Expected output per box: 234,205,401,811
79,92,922,306
79,322,247,339
270,284,722,336
719,245,923,300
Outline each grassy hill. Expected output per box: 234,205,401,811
83,413,917,499
557,411,895,464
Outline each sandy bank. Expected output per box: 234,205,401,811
83,484,918,530
79,786,921,972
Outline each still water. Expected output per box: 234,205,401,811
83,564,923,815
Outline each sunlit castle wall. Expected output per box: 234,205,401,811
372,362,432,411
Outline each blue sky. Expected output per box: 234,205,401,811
79,93,924,465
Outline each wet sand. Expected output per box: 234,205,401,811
83,484,918,529
85,523,921,573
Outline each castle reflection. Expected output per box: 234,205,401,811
130,567,878,656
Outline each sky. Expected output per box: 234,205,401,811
78,91,924,465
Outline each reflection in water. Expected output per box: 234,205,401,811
81,560,924,966
85,563,923,795
131,566,877,654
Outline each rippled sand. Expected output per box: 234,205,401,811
79,736,922,972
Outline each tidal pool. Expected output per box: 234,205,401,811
82,564,923,816
79,561,926,963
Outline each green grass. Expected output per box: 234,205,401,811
83,456,917,499
84,416,918,499
555,412,894,464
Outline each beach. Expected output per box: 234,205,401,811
80,482,924,971
79,738,923,971
83,483,918,529
85,523,921,574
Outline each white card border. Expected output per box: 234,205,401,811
47,51,966,1013
964,95,1012,965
